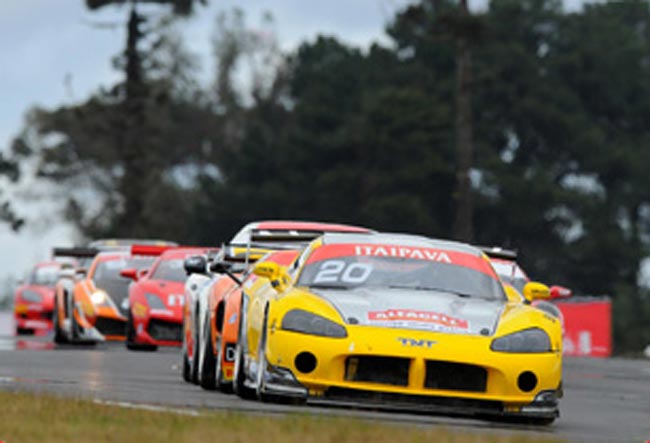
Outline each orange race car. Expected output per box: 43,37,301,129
204,250,299,392
52,246,160,344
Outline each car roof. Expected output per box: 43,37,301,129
320,232,482,256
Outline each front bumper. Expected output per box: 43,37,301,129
263,326,561,419
134,315,183,347
14,304,53,334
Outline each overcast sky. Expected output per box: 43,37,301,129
0,0,594,283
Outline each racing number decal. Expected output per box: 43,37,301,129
313,260,373,284
167,294,185,307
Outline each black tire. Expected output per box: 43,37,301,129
199,316,217,390
233,341,256,400
125,311,157,352
190,305,199,385
53,303,68,344
182,320,192,382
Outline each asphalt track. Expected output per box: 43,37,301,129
0,312,649,443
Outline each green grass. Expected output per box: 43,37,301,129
0,391,563,443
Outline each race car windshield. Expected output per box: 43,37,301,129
92,257,155,306
29,265,60,286
298,249,505,301
151,259,186,283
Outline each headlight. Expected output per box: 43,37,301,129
21,290,42,303
281,309,347,338
90,291,108,305
145,293,166,310
491,328,551,353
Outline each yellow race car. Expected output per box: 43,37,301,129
233,233,563,424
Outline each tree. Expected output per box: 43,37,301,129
0,141,25,231
11,2,211,240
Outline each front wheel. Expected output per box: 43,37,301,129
199,318,216,390
182,324,192,382
53,303,68,344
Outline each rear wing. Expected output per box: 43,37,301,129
88,238,178,249
230,229,321,267
249,230,327,243
478,246,518,261
130,244,175,256
52,247,99,259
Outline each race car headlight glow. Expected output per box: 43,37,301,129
90,291,108,305
21,290,42,303
145,293,166,310
491,328,551,353
281,309,347,338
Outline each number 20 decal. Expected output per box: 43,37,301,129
313,260,373,284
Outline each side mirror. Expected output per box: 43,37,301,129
210,261,242,285
138,268,149,279
120,268,139,281
550,285,572,299
59,268,75,279
75,268,87,279
184,255,207,275
253,262,290,292
523,281,550,303
210,261,233,274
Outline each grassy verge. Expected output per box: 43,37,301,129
0,391,562,443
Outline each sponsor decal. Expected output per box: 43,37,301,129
368,309,469,330
132,302,148,318
305,244,500,278
224,343,237,362
227,312,237,325
397,337,437,348
167,294,184,307
355,245,452,263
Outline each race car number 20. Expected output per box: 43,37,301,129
313,260,372,284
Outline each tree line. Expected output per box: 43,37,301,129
3,0,650,353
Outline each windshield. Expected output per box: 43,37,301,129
92,257,155,306
151,259,186,283
297,244,505,301
29,265,60,286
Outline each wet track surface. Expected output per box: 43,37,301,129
0,312,649,442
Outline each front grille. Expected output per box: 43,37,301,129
94,316,126,336
345,356,410,386
148,319,182,342
324,387,502,415
425,360,487,392
41,311,53,320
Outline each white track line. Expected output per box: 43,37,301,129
92,399,201,417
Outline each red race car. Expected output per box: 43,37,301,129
14,261,65,335
121,246,212,351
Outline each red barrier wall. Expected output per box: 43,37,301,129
555,298,612,357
